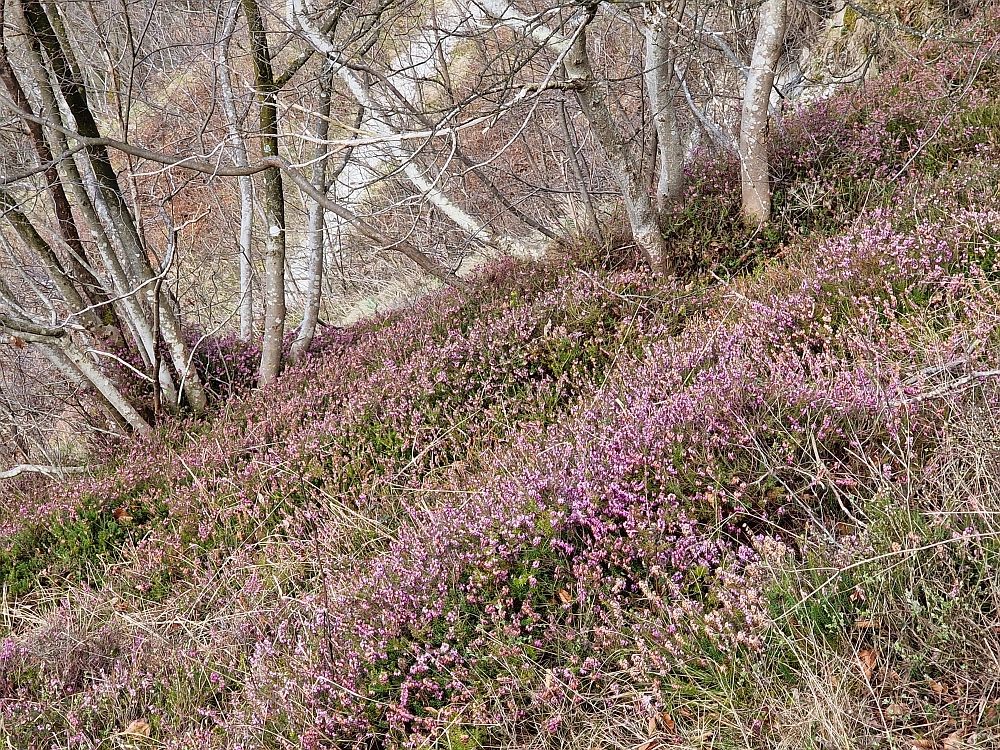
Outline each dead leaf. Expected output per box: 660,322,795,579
942,732,965,750
859,649,876,680
124,719,151,737
928,679,949,696
661,713,676,732
557,589,572,605
886,703,910,718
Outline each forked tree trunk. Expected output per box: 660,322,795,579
22,0,208,413
22,32,161,375
563,11,672,275
740,0,788,225
290,62,334,364
243,0,287,387
0,21,117,331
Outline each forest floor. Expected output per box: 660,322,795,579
4,23,1000,750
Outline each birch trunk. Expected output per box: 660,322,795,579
557,95,601,241
243,0,286,387
23,31,159,372
740,0,788,224
0,280,150,435
643,1,685,211
290,62,334,364
22,0,207,413
563,12,672,274
0,23,115,329
57,339,152,436
35,341,130,433
219,2,255,342
289,0,527,260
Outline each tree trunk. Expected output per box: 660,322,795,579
563,11,672,275
57,339,152,436
243,0,286,387
290,62,334,364
740,0,788,225
22,0,207,413
289,0,531,260
557,94,602,242
219,1,255,342
22,31,159,370
0,17,117,332
643,1,686,212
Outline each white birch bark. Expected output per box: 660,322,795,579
289,62,334,363
643,1,685,211
740,0,788,224
289,0,526,260
219,1,255,342
57,338,152,436
563,12,671,274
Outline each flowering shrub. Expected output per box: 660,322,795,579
670,25,1000,271
4,28,1000,750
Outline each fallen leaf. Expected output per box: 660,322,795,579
859,649,876,680
124,719,151,737
886,703,910,718
942,732,965,750
557,589,572,605
661,713,676,732
928,679,949,696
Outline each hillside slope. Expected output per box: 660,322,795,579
4,24,1000,750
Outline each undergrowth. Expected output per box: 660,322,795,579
3,18,1000,750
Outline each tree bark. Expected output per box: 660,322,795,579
290,62,334,364
0,279,150,435
740,0,788,225
22,0,207,413
243,0,286,387
219,0,255,342
0,12,116,331
643,1,685,212
563,10,672,274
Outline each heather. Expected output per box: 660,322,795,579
5,31,1000,750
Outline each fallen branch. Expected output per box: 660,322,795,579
0,464,88,480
